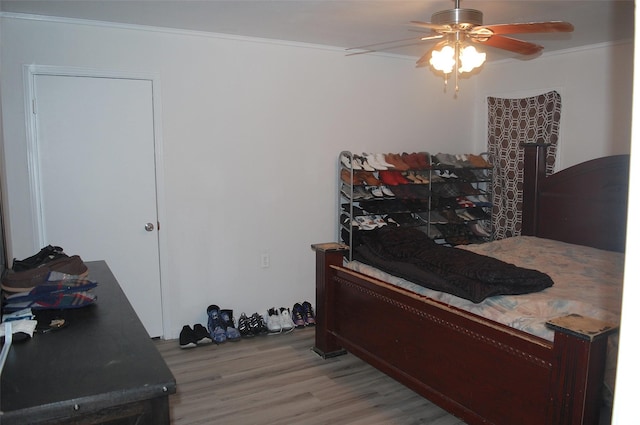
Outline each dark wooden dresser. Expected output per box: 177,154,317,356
0,260,176,424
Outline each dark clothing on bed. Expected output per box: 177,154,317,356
353,226,553,303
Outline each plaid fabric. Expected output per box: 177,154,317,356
34,291,97,309
3,274,98,311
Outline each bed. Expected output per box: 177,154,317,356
311,143,628,425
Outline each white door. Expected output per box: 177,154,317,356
32,74,163,337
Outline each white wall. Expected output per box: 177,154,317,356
0,15,633,338
611,4,640,422
474,41,633,170
0,15,475,337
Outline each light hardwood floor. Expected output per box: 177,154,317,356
155,327,466,425
156,327,614,425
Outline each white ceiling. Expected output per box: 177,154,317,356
1,0,635,62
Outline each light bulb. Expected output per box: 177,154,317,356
430,45,455,74
458,45,486,73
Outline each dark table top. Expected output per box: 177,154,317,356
0,261,176,423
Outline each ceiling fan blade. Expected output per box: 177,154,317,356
346,36,425,52
473,34,543,55
416,40,448,67
474,21,574,35
409,20,451,32
421,33,444,41
346,33,443,57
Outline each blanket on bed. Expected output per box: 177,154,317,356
353,226,553,303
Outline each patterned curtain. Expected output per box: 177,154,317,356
487,91,561,239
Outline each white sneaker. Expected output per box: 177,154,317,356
279,308,295,333
351,156,365,170
356,155,375,171
341,154,362,170
266,308,282,334
375,153,395,168
372,215,388,228
364,153,387,170
380,185,395,197
368,186,384,198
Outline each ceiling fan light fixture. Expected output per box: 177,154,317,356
350,0,574,96
430,45,456,74
430,41,486,74
429,38,486,94
458,45,486,73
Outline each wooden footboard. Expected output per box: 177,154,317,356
312,244,616,425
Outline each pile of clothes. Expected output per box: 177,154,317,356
1,245,97,343
2,245,97,312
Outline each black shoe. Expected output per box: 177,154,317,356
249,312,268,336
12,245,67,272
193,323,212,345
237,313,254,338
179,325,198,349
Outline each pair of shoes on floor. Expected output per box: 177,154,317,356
179,323,212,349
266,307,295,334
236,312,270,338
207,305,241,344
291,301,316,328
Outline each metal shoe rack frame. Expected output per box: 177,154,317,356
337,150,493,262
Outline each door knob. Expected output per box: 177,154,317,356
145,222,155,232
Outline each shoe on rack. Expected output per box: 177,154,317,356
291,303,306,328
266,308,282,334
192,323,213,345
413,171,430,184
279,307,295,333
372,215,387,228
340,168,354,184
375,153,395,169
354,186,373,200
237,313,254,338
207,305,227,344
355,155,375,171
341,154,362,170
383,154,403,170
416,152,432,169
392,171,410,185
368,186,384,198
363,153,387,170
468,222,492,238
302,301,316,326
380,185,395,197
354,216,377,230
379,170,398,186
220,309,242,342
179,325,198,349
392,153,411,170
357,171,380,186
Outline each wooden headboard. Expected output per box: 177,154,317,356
522,143,629,252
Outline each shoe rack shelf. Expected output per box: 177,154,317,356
338,151,493,261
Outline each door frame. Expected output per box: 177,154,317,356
23,64,170,338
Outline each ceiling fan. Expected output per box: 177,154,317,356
349,0,574,94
